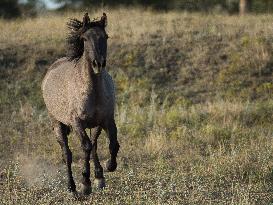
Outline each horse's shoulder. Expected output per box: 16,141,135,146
102,71,115,99
103,72,115,87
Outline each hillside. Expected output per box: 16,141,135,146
0,9,273,204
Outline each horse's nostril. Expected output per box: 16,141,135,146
102,60,106,67
92,60,97,67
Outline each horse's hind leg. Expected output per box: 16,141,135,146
53,121,76,193
90,126,105,189
105,119,120,172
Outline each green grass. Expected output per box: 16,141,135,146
0,8,273,204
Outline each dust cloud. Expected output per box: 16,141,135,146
16,154,64,188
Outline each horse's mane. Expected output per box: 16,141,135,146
66,13,107,62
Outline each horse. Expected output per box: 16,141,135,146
41,13,119,195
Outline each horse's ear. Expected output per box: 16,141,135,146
100,13,107,27
82,12,90,28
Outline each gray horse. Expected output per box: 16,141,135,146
41,13,119,195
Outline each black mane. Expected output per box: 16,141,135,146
66,15,107,61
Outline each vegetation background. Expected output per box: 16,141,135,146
0,0,273,204
1,0,273,18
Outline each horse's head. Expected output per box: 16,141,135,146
67,13,108,73
81,13,108,73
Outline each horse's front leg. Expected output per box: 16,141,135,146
91,126,105,189
105,119,120,172
53,122,76,193
73,118,92,195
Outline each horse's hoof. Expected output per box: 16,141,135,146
105,159,117,172
69,191,79,199
79,184,92,195
94,178,106,189
68,184,76,193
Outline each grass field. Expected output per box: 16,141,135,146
0,8,273,204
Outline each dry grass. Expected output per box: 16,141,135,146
0,8,273,204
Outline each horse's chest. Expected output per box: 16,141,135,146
78,93,113,124
94,93,114,118
72,72,115,125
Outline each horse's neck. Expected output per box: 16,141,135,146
79,52,95,85
78,53,107,96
